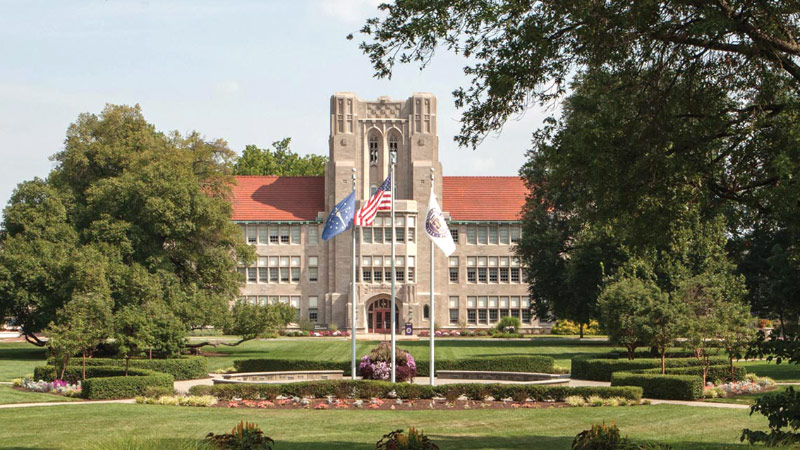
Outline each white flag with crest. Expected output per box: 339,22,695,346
425,187,456,256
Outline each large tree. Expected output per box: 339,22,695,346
0,104,254,347
233,138,327,176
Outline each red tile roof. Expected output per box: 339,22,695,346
442,176,528,221
231,176,324,221
230,175,528,222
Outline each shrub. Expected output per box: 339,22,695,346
572,422,626,449
610,372,703,400
640,365,746,383
189,385,214,396
571,355,728,381
376,428,439,450
136,395,218,407
234,354,556,376
34,365,159,384
144,386,174,399
495,316,522,333
742,386,800,446
64,357,208,380
359,343,417,382
205,421,274,450
82,373,175,399
565,395,586,407
551,319,600,336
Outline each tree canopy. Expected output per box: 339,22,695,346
0,104,253,347
233,138,327,176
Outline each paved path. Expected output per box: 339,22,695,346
648,399,750,409
0,399,135,409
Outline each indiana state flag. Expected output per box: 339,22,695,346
322,191,356,241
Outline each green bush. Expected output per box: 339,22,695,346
571,355,728,381
376,428,439,450
234,354,556,376
640,364,746,382
495,316,522,332
610,372,703,400
203,380,642,402
551,319,600,336
62,357,208,380
34,365,158,384
82,373,174,399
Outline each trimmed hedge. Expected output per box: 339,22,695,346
34,365,158,384
571,355,729,381
82,373,175,399
194,380,642,402
233,355,555,376
610,372,703,400
47,357,208,380
640,364,747,383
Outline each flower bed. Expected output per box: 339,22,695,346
18,378,82,397
220,396,574,410
703,375,776,399
359,343,417,382
280,330,351,337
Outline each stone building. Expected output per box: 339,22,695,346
233,93,548,333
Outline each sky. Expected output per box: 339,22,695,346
0,0,551,211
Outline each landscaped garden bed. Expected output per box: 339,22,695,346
219,397,574,410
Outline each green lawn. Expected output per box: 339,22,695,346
0,403,779,449
0,342,46,381
705,385,793,406
0,385,80,405
738,361,800,382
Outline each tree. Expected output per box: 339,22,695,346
598,278,660,360
677,272,749,385
60,292,113,380
190,302,296,349
233,138,327,176
0,105,254,348
646,293,686,374
44,322,82,381
114,305,154,376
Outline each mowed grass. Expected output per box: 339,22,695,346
705,385,794,406
0,385,80,405
0,403,779,449
200,337,615,372
0,342,47,381
738,361,800,382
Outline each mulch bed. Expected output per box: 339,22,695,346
219,398,569,410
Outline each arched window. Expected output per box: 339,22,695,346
369,134,379,165
370,185,378,196
423,304,430,320
388,134,398,154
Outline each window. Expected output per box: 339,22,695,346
407,267,414,282
467,269,476,283
362,228,372,243
489,226,498,244
247,226,257,244
369,134,379,165
396,269,404,282
280,226,290,244
449,309,459,324
499,226,509,244
510,226,521,243
489,268,498,283
308,226,319,245
291,267,300,282
467,226,477,244
384,225,392,242
423,304,430,320
451,228,459,244
395,227,405,242
477,226,487,244
385,269,392,282
280,268,289,283
373,226,383,244
291,226,301,244
258,267,268,283
407,227,414,242
478,268,487,283
258,226,268,244
511,268,520,283
467,310,477,324
388,134,398,154
308,256,318,282
478,309,488,324
269,267,278,283
269,226,279,243
449,267,459,283
247,267,257,283
500,268,509,283
489,309,499,322
291,297,301,320
362,269,372,282
373,270,383,283
522,309,531,322
308,295,319,322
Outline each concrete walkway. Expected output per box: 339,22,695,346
648,399,750,409
0,399,135,409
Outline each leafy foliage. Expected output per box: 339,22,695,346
233,138,327,176
598,279,661,359
610,372,703,401
205,421,274,450
376,428,439,450
81,372,174,400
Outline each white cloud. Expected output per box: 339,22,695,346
314,0,382,24
216,80,242,95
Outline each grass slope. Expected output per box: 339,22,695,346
0,342,47,381
0,403,779,449
0,385,80,405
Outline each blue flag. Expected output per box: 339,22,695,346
321,191,355,241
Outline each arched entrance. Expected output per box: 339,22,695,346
367,296,400,334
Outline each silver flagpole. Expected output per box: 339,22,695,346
351,168,357,380
390,152,397,383
429,168,435,386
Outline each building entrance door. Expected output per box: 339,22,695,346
367,297,398,334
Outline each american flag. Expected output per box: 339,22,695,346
354,174,392,226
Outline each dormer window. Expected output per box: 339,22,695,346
369,135,379,166
388,134,398,154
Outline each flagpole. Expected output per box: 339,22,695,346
390,151,397,384
351,168,357,380
430,168,435,386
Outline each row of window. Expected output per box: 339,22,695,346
239,256,319,284
237,295,320,322
241,224,318,245
447,296,533,325
451,224,521,245
447,256,524,284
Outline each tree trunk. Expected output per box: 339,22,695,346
24,333,47,347
125,357,130,376
149,348,152,360
729,357,735,379
660,349,666,374
82,353,86,381
579,323,584,339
